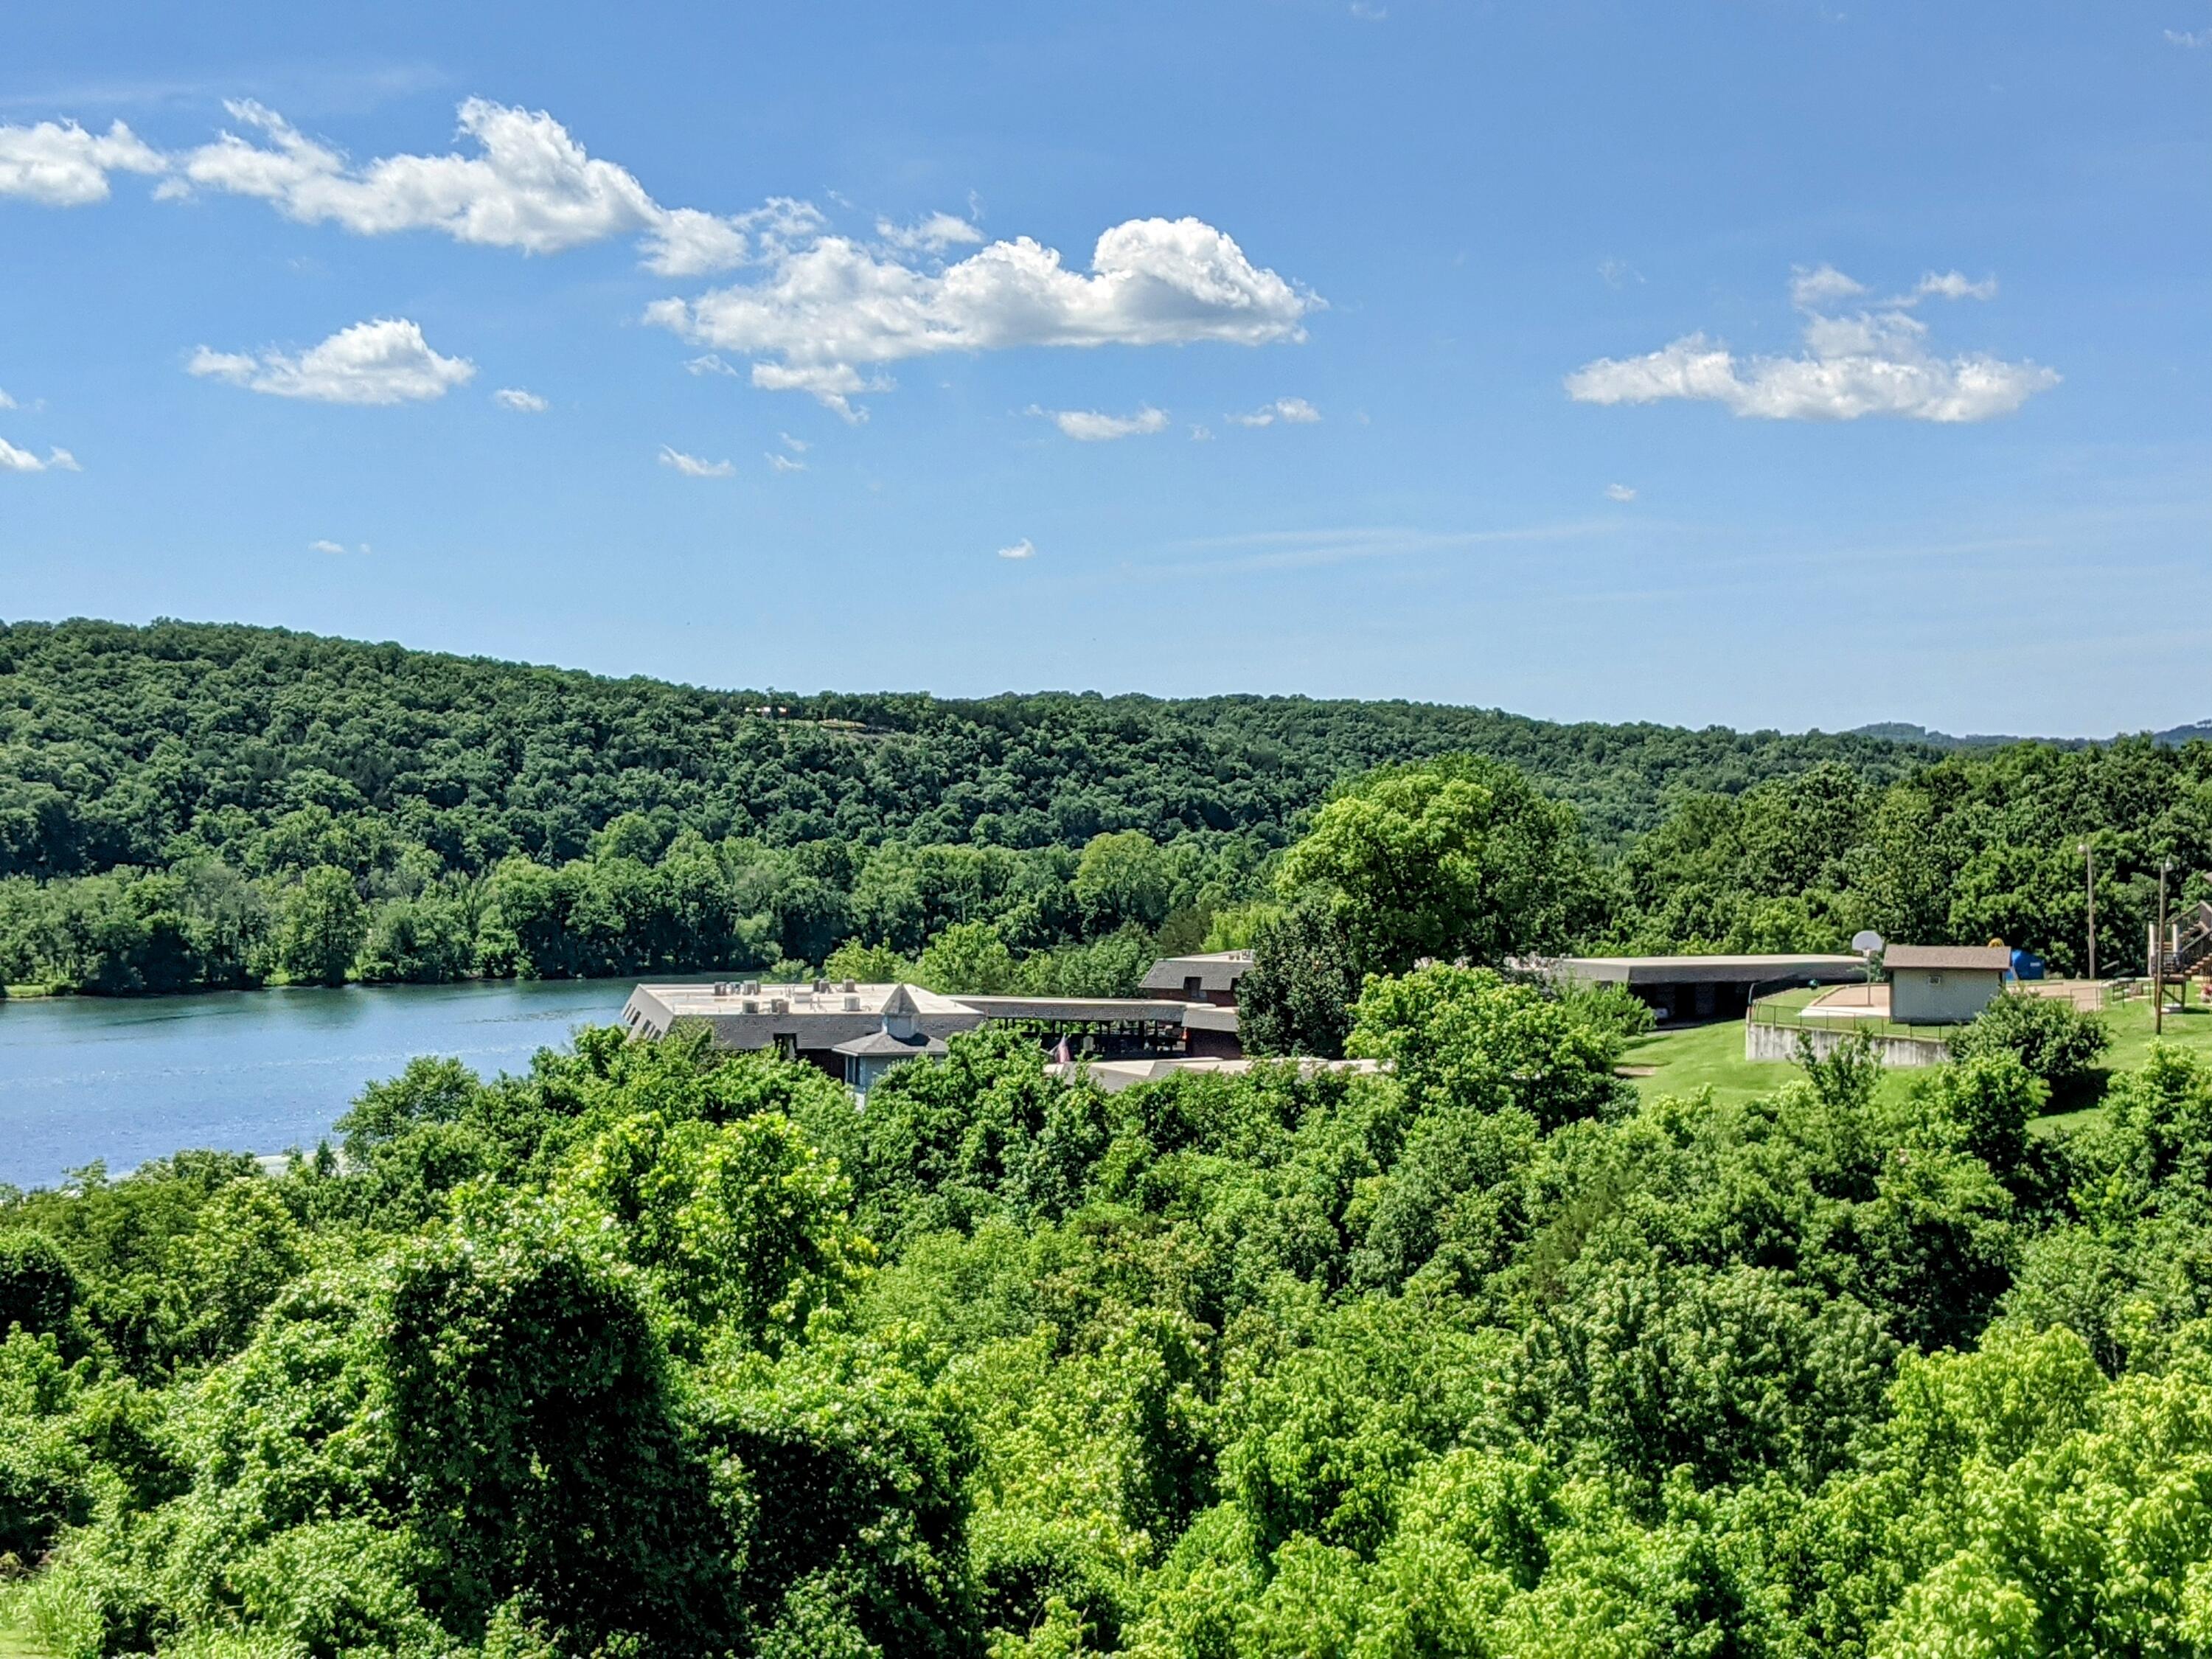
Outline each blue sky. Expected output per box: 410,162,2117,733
1,1,2205,735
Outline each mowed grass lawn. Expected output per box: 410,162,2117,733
1619,988,2212,1131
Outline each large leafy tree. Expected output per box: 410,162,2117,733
1279,753,1604,973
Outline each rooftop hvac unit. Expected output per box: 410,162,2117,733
740,980,760,995
841,979,858,993
713,982,729,997
843,995,860,1011
813,979,831,994
769,998,789,1015
740,998,759,1014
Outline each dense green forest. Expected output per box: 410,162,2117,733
0,616,2206,998
0,617,1926,995
7,971,2212,1656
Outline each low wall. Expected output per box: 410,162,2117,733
1745,1020,1953,1068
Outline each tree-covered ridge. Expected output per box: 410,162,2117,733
0,616,1928,879
6,975,2212,1655
1614,747,2212,970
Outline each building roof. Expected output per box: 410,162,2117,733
953,995,1197,1023
1141,951,1253,993
1544,953,1868,987
633,980,976,1020
831,1028,949,1058
1181,1002,1241,1034
1882,945,2014,973
1045,1056,1385,1094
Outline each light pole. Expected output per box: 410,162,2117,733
2157,858,2173,1037
2081,839,2096,982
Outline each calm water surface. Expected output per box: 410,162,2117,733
0,978,640,1190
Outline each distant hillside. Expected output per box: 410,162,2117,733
1850,720,2212,751
0,616,1938,877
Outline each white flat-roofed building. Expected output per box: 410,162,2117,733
620,977,1231,1082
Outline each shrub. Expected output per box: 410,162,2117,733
1949,992,2110,1087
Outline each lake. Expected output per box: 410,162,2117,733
0,978,641,1191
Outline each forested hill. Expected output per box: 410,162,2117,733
0,616,1930,877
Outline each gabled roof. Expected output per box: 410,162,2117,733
831,1027,947,1058
1883,945,2013,972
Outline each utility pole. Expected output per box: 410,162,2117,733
2081,839,2097,982
2155,863,2167,1034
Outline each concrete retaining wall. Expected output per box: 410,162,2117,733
1745,1020,1953,1068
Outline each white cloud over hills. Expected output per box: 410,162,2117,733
646,218,1315,415
189,318,476,404
1567,265,2055,422
2,99,1315,420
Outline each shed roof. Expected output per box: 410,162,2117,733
1883,945,2013,973
1545,954,1867,987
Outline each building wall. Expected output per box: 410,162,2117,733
1890,969,2004,1025
1746,1022,1952,1068
1185,1026,1244,1060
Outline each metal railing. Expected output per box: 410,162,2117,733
1745,991,1958,1046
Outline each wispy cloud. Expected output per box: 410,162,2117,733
1227,396,1322,427
189,318,474,404
685,353,740,377
766,451,805,473
2166,27,2211,45
1154,520,1617,577
875,211,985,254
997,538,1036,560
492,386,547,412
1566,265,2053,422
658,445,733,477
1029,403,1169,441
1605,483,1637,502
778,431,807,453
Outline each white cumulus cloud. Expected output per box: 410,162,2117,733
648,216,1315,413
659,445,733,477
1032,403,1170,441
493,387,548,411
1565,267,2056,422
997,538,1035,560
189,318,476,405
1228,395,1322,427
0,438,78,473
1605,483,1637,502
0,118,164,206
163,98,757,275
308,539,347,554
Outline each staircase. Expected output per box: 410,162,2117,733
2154,900,2212,980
